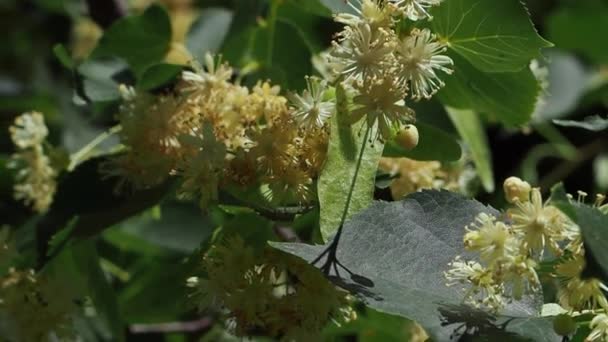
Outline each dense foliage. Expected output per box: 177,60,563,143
1,0,607,341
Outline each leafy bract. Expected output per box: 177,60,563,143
273,190,558,341
383,122,461,162
445,107,494,192
92,5,172,76
430,0,552,72
317,85,384,242
438,53,541,126
553,115,608,132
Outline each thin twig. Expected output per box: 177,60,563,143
130,318,213,334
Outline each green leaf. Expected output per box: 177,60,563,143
273,190,558,341
553,115,608,132
92,5,172,76
137,64,183,91
53,43,74,70
317,85,384,242
383,122,461,162
438,52,541,126
445,107,494,192
186,8,234,61
547,2,608,65
430,0,552,72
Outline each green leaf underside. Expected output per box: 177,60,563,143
92,5,172,77
317,85,384,242
383,122,462,162
186,8,234,61
446,107,494,192
553,115,608,132
273,190,558,341
438,52,541,126
431,0,552,73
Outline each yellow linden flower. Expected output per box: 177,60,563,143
392,0,445,21
588,313,608,342
445,257,505,312
464,213,516,265
555,255,608,311
378,157,456,199
509,188,571,256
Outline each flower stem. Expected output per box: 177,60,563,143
68,125,122,171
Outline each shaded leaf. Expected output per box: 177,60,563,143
438,53,541,126
186,8,234,61
273,190,558,341
431,0,552,72
77,57,130,102
318,84,384,242
553,115,608,132
445,107,494,192
383,122,461,162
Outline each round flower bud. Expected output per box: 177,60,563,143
503,176,531,203
395,125,419,151
552,314,576,336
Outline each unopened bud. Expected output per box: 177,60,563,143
395,125,419,151
503,177,531,203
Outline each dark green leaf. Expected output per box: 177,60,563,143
445,107,494,192
431,0,552,72
138,64,183,91
438,53,541,126
383,122,461,162
318,84,384,241
553,115,608,132
273,190,558,341
92,5,172,76
547,2,608,65
111,202,213,254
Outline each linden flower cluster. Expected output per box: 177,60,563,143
378,157,468,199
188,236,356,340
106,54,331,207
326,0,452,140
8,112,57,213
445,177,608,341
445,177,575,312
